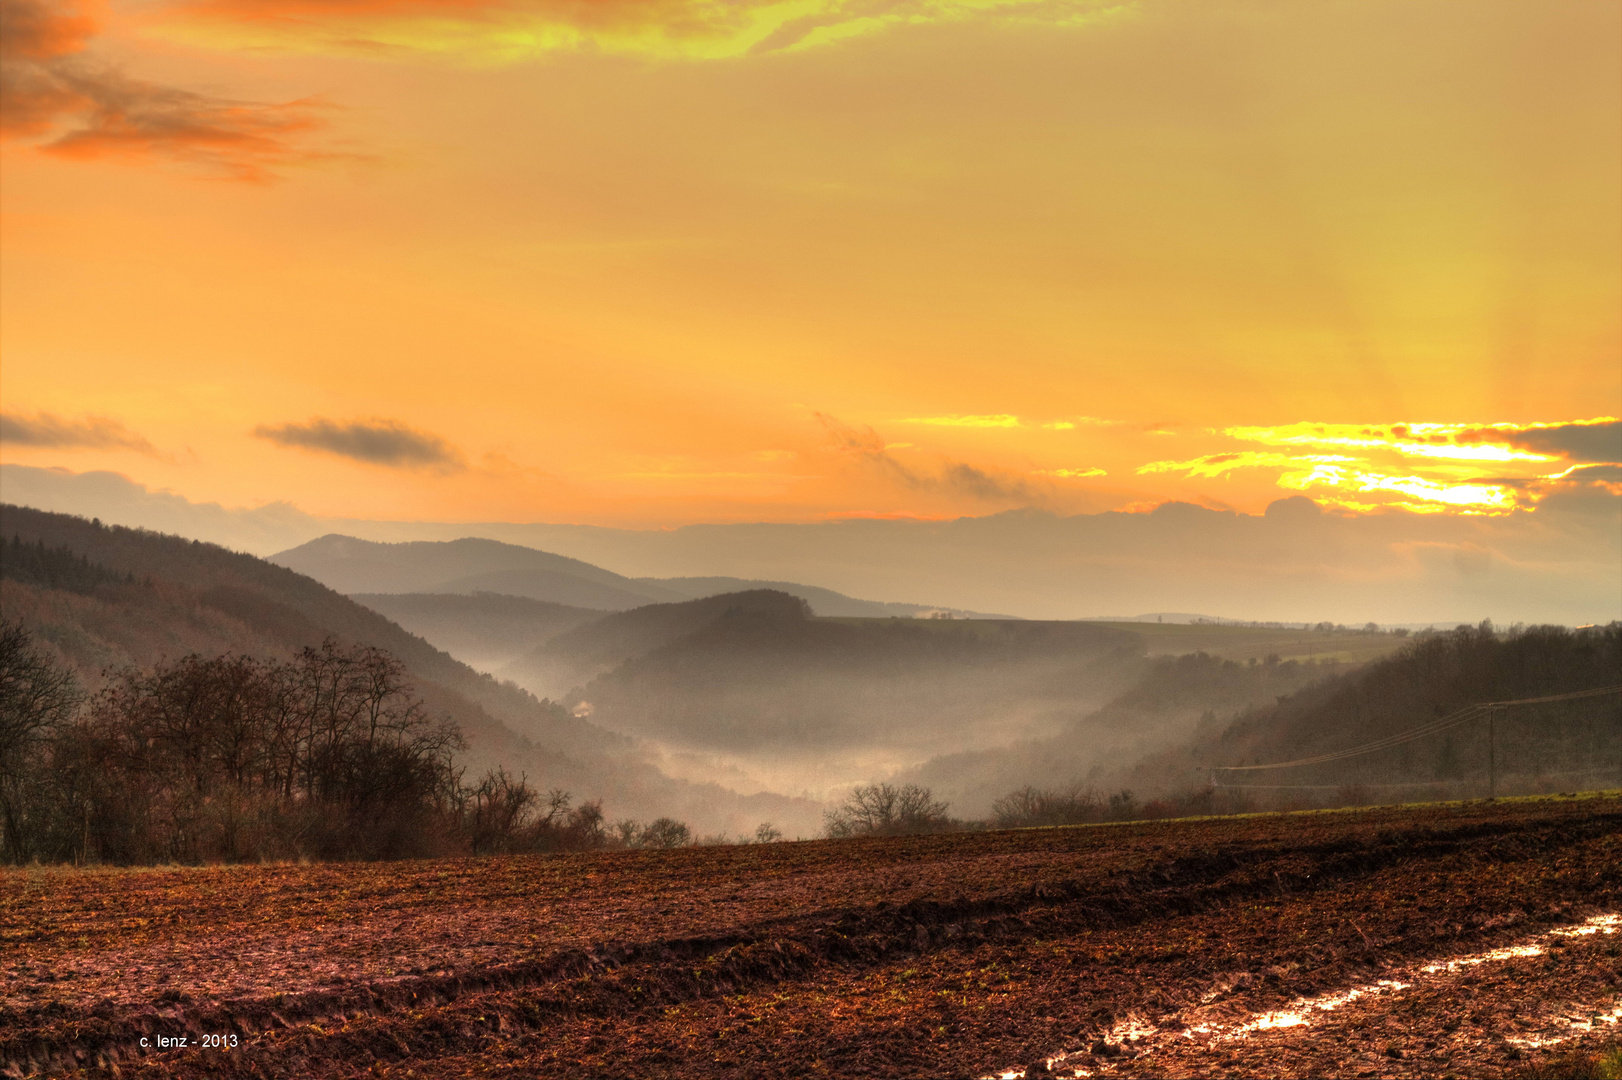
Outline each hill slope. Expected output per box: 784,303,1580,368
1162,622,1622,795
895,651,1344,816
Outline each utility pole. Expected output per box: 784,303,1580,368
1487,706,1496,800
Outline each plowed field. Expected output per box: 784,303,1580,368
4,794,1620,1079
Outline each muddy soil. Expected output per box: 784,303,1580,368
2,793,1618,1079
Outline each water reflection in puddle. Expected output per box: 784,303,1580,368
986,913,1621,1079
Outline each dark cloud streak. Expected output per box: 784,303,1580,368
0,412,157,454
814,412,1036,505
253,418,465,470
1500,420,1622,464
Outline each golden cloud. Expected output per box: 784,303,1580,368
897,414,1112,431
158,0,1135,62
1034,466,1106,478
1136,419,1621,516
899,414,1025,428
0,0,337,181
1224,419,1620,465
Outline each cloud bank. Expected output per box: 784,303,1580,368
163,0,1134,61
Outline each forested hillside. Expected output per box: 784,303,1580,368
896,650,1342,817
0,506,822,836
1165,622,1622,795
636,575,1005,618
908,623,1620,822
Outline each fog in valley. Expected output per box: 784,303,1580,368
278,532,1428,826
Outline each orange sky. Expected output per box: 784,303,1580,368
2,0,1618,527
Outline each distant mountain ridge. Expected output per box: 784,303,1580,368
272,534,1000,618
13,463,1620,626
272,535,683,609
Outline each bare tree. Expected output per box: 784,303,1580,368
0,621,82,859
824,783,951,838
463,768,539,855
639,817,693,848
991,785,1100,829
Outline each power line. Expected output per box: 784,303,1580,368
1215,766,1621,792
1210,685,1622,776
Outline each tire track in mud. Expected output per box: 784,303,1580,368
988,914,1622,1078
7,800,1620,1078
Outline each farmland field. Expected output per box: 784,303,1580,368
4,794,1620,1079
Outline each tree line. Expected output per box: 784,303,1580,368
0,622,749,864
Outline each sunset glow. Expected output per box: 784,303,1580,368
1131,418,1619,515
1,0,1618,534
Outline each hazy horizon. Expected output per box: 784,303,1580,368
4,462,1617,627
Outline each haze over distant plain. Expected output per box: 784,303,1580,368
4,464,1616,627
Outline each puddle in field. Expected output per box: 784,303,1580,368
1219,979,1413,1037
986,913,1622,1079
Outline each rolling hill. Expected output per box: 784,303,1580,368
893,650,1347,817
